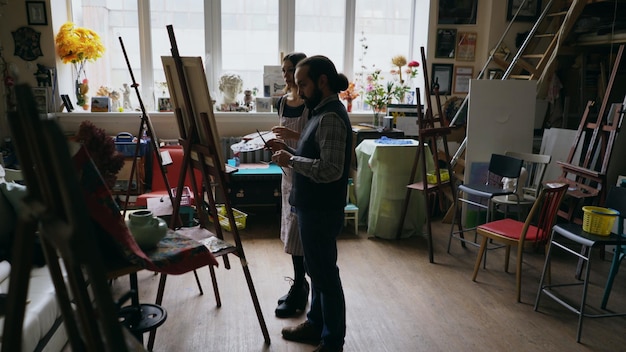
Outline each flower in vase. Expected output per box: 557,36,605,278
55,22,104,72
339,82,359,112
407,60,420,79
391,55,408,84
389,55,420,102
55,22,104,107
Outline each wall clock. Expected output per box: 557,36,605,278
12,26,43,61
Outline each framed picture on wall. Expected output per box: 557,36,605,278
453,66,474,94
507,0,542,22
435,29,457,59
26,1,48,26
431,64,454,96
457,32,477,62
438,0,478,25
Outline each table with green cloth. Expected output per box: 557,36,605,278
355,138,432,239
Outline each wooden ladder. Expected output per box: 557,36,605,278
498,0,586,89
449,0,587,169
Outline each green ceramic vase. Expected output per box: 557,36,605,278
126,210,168,249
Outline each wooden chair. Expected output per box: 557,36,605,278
472,183,568,302
3,84,145,351
447,153,524,252
491,151,552,220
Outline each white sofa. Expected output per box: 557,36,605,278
0,261,68,351
0,166,68,351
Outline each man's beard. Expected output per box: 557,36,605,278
302,87,323,110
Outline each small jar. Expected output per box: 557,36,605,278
126,210,168,249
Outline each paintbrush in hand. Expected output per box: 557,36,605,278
256,129,287,175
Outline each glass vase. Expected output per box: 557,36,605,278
73,62,90,110
372,106,386,129
75,78,90,110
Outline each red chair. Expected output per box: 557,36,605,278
136,145,203,207
471,183,568,302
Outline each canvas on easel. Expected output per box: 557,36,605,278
161,56,225,171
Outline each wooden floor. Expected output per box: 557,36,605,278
110,207,626,352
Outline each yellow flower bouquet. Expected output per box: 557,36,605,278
55,22,105,108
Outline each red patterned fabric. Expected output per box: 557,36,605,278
478,219,544,242
72,146,218,274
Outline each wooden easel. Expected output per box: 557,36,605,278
396,47,456,263
144,25,270,349
3,85,140,351
555,44,625,223
117,36,181,224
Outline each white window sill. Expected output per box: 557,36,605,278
53,111,374,140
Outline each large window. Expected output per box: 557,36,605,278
294,1,346,72
69,0,429,111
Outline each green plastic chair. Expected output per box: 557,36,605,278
600,186,626,309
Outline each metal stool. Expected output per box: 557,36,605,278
118,273,168,345
534,223,626,342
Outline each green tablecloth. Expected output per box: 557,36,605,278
355,139,432,239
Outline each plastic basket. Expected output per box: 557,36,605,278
426,169,450,184
209,205,247,231
582,206,619,236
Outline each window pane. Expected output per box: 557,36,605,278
294,0,346,72
71,0,426,112
74,0,140,109
354,0,425,107
221,0,279,102
355,0,413,71
151,1,205,98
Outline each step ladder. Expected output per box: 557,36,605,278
449,0,587,168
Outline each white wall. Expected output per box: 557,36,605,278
0,0,59,139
